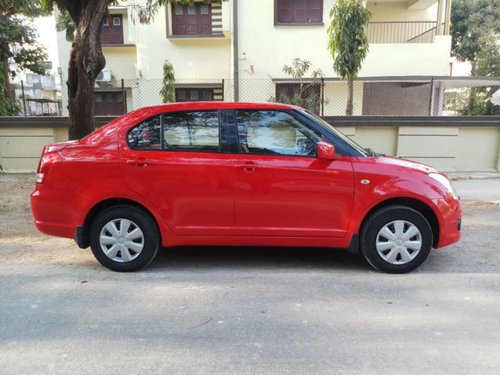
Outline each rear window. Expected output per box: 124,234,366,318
127,111,220,152
162,111,220,152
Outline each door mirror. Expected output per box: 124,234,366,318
317,142,336,160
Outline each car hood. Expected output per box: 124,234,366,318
374,156,438,175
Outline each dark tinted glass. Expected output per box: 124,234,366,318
127,116,161,150
162,111,220,152
236,110,321,156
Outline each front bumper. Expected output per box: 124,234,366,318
433,196,462,248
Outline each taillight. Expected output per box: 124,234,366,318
36,144,65,184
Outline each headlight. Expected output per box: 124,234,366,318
429,173,459,199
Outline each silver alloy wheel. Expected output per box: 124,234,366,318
99,218,145,263
375,220,422,265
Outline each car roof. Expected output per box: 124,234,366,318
139,101,299,113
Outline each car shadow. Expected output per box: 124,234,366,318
149,246,369,272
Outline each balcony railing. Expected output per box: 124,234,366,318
367,21,438,44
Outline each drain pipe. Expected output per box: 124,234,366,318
232,0,239,101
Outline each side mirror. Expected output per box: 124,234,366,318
317,142,336,160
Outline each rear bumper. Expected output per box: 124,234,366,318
433,196,462,248
31,187,80,239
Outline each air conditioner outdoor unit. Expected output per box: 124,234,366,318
96,69,112,82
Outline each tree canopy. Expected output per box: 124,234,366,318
42,0,226,139
0,0,48,115
160,60,175,103
327,0,370,115
451,0,500,115
451,0,500,63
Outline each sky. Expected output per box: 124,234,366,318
33,15,60,73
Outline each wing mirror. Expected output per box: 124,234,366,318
317,142,336,160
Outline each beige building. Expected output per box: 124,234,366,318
55,0,454,116
4,0,499,174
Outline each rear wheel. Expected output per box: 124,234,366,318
90,205,159,272
360,206,433,274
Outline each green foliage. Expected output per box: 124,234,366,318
476,39,500,78
42,0,118,41
327,0,370,80
451,88,500,116
458,40,500,116
327,0,370,115
1,0,48,18
282,58,323,80
0,72,22,116
55,10,76,42
0,0,48,115
160,60,176,103
450,1,500,115
272,58,324,114
451,0,500,62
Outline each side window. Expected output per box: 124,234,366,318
162,111,220,152
236,110,321,156
127,116,161,150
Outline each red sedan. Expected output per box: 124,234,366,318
31,102,462,273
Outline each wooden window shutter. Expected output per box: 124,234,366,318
277,0,293,23
293,0,309,23
308,0,323,23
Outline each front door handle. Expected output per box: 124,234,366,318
235,162,259,173
126,158,150,167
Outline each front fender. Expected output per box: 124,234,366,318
348,176,445,236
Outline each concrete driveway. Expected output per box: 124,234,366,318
1,175,499,374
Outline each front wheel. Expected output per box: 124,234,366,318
360,206,433,274
90,205,160,272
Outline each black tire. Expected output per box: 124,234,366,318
360,206,433,274
89,205,160,272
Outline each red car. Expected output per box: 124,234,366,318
31,102,462,273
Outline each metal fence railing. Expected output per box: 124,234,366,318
12,76,500,117
367,21,438,44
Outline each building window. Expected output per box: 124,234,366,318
275,82,321,114
171,3,212,36
275,0,323,25
94,92,125,116
101,14,124,44
176,87,215,102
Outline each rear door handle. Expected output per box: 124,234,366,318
235,162,260,172
126,158,150,167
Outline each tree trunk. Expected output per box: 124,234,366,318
346,77,354,116
66,1,108,140
1,52,14,103
467,61,477,115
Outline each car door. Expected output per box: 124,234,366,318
232,110,354,238
120,110,235,236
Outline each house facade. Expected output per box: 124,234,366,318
55,0,454,116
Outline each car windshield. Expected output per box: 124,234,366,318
301,110,369,156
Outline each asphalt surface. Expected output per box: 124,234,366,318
1,177,500,374
454,178,500,203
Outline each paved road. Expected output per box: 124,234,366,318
454,178,500,202
0,178,499,374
